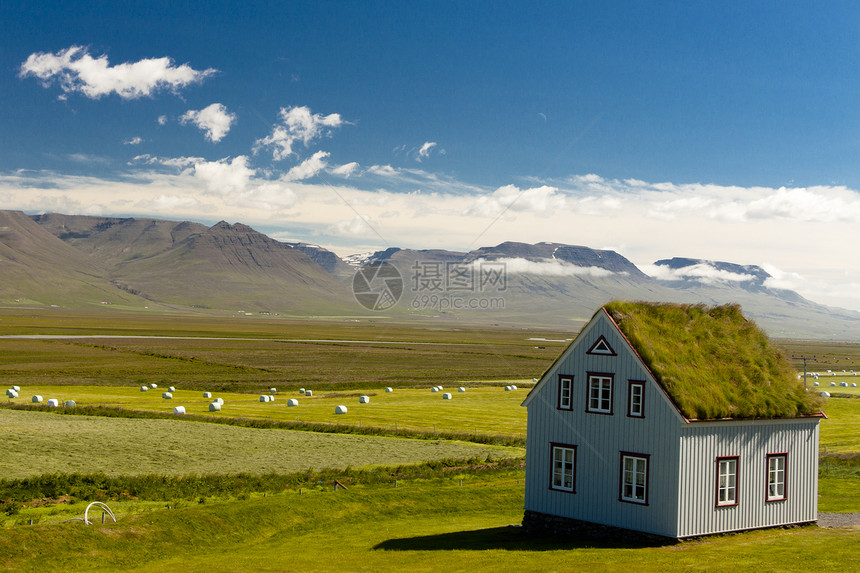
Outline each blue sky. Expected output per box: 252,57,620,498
2,1,860,312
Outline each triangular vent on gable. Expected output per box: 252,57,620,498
586,335,616,356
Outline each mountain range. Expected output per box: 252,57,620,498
0,209,857,340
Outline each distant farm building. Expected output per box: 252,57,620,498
522,302,823,539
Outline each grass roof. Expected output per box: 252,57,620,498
603,301,822,420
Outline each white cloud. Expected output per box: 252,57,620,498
180,103,236,142
467,185,565,217
283,151,329,181
19,46,216,99
331,162,360,177
140,194,201,211
642,262,756,285
472,257,615,278
416,141,437,162
157,115,168,125
191,156,255,195
254,105,345,161
761,264,804,291
328,215,375,237
367,164,399,177
123,137,143,145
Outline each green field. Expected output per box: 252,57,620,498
0,308,857,571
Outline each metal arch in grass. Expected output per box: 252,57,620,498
63,501,117,525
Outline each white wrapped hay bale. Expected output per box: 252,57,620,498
385,387,393,393
64,400,76,408
12,385,20,392
304,390,312,397
32,395,43,403
431,386,440,393
335,405,347,415
504,385,512,391
203,392,212,398
299,388,306,394
173,406,186,415
162,392,173,399
168,386,176,392
259,395,270,402
209,401,221,411
359,395,370,404
287,398,298,407
5,389,18,398
270,388,277,393
852,383,858,387
821,391,831,397
813,382,819,386
140,386,149,392
830,382,837,387
269,395,275,401
150,383,158,389
214,397,224,405
47,398,59,407
442,393,452,400
458,387,466,392
510,385,517,390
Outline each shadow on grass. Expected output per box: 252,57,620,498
373,525,676,552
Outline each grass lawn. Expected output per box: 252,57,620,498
0,409,520,480
0,473,856,573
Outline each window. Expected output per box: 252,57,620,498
767,453,787,501
558,375,573,410
717,456,739,506
586,335,616,356
620,453,649,504
586,373,613,414
550,444,576,493
627,380,645,418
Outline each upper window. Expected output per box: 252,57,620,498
558,375,573,410
619,452,649,504
550,443,576,493
717,456,739,506
586,335,616,356
767,453,788,502
627,380,645,418
586,373,614,414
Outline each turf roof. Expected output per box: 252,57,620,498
603,301,822,420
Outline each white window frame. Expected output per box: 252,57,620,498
586,372,613,414
620,453,649,505
627,380,645,418
558,375,573,411
767,453,787,502
717,456,739,506
550,444,576,493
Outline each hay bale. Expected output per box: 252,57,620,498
504,385,512,391
442,393,452,400
209,401,221,411
830,382,837,387
203,392,212,398
852,383,858,387
162,392,173,399
458,387,466,392
260,395,270,402
300,388,306,394
64,400,76,408
813,382,820,386
47,398,59,407
32,395,43,403
431,387,440,393
305,390,312,397
270,387,277,393
214,397,224,405
335,405,348,415
511,385,517,390
287,398,299,407
173,406,186,415
12,385,20,392
821,391,831,397
168,386,176,392
359,395,370,404
385,387,393,393
150,383,158,389
5,389,18,398
140,386,149,392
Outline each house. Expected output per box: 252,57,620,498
521,302,824,539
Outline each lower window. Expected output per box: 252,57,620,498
717,456,739,506
550,444,576,493
767,453,787,501
620,452,649,504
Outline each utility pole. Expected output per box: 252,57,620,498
792,355,816,388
